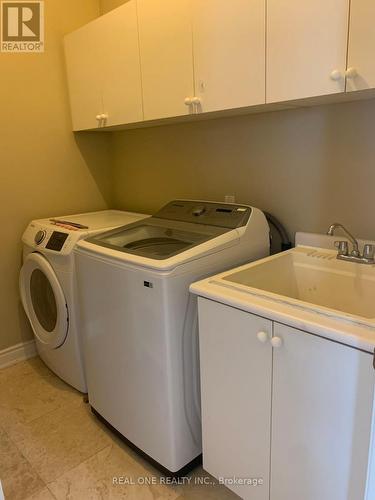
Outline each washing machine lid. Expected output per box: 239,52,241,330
19,253,69,348
85,201,252,261
88,219,228,260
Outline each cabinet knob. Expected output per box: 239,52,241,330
330,69,343,81
271,336,283,348
184,97,192,106
257,331,270,343
100,114,108,121
191,97,201,105
345,67,358,79
96,114,102,121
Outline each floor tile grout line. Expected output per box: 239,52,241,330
2,423,49,490
45,443,113,487
5,407,112,484
3,396,84,446
0,441,49,500
44,484,58,500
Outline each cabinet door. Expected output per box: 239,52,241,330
100,2,143,126
271,323,375,500
191,0,265,113
198,298,272,500
266,0,349,103
137,0,194,120
347,0,375,92
64,19,104,131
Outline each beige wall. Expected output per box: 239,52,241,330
0,0,111,351
111,99,375,242
100,0,127,13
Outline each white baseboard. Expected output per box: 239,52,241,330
0,339,37,370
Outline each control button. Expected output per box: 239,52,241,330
192,206,206,217
46,231,69,252
34,230,46,245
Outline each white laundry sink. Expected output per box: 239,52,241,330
221,246,375,327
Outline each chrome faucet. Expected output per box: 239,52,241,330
327,223,375,265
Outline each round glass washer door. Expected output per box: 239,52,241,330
19,252,68,348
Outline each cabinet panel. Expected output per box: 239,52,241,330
271,323,374,500
100,2,143,126
347,0,375,91
198,298,272,500
191,0,265,113
137,0,194,120
64,20,104,131
64,2,143,131
267,0,349,103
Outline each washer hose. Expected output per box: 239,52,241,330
264,212,292,251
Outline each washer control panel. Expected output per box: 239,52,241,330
45,231,69,252
154,200,252,228
22,222,82,255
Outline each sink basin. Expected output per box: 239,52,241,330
221,246,375,326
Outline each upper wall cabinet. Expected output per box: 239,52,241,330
137,0,266,120
64,1,143,131
64,20,104,131
266,0,350,103
137,0,195,121
347,0,375,92
191,0,265,113
64,0,375,131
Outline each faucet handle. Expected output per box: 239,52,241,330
335,240,349,255
363,244,375,260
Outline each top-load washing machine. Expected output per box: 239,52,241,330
75,200,270,473
19,210,149,392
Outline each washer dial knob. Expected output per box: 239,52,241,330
34,230,46,245
192,206,206,217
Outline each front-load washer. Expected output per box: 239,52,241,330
19,209,149,392
75,200,270,473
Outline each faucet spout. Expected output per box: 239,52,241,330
327,223,360,257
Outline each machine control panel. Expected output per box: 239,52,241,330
45,231,69,252
154,200,252,228
22,222,81,256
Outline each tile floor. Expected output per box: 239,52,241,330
0,357,237,500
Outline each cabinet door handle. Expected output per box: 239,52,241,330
345,67,358,79
96,114,102,121
257,331,270,343
191,97,202,115
330,69,343,81
184,97,192,106
271,336,283,348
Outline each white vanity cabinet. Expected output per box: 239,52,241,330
271,322,374,500
266,0,350,103
346,0,375,92
64,1,143,131
198,299,272,500
198,297,375,500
